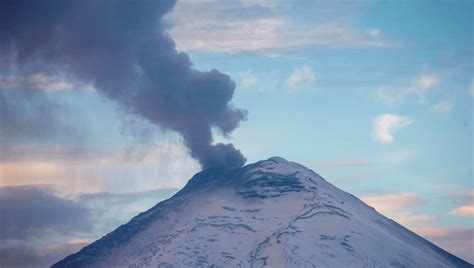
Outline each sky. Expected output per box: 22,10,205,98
0,0,473,266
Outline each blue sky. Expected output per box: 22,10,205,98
0,0,472,265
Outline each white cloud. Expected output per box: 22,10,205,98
373,114,413,143
287,65,316,90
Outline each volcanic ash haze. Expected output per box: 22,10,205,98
0,0,247,169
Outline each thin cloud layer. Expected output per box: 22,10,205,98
167,0,390,55
376,74,441,104
0,144,199,192
0,0,246,169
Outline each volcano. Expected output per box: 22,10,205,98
54,157,471,267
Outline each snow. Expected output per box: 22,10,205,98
53,157,471,268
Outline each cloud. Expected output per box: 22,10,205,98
413,227,474,264
362,192,474,263
0,241,87,268
234,69,282,92
0,87,70,144
0,144,200,192
0,0,247,170
0,73,75,91
450,204,474,217
448,188,474,217
77,188,178,207
373,114,413,143
76,188,179,234
376,74,441,104
166,0,390,55
0,185,178,267
415,74,440,92
362,193,426,215
287,65,316,90
368,29,381,37
361,192,435,228
0,185,92,240
430,100,453,114
235,70,259,90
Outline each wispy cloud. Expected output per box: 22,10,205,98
368,29,381,37
373,114,413,143
429,100,453,114
376,74,441,104
448,188,474,217
287,65,316,90
0,73,78,91
0,144,200,192
450,204,474,217
362,192,426,215
166,0,391,55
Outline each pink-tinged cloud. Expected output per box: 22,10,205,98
447,189,474,217
0,144,199,193
363,192,474,262
362,192,426,214
413,227,474,264
450,204,474,217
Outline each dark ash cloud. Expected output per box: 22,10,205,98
0,0,247,169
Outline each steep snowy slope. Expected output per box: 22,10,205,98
54,157,471,267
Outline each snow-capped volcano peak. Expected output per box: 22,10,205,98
180,156,325,197
54,158,471,268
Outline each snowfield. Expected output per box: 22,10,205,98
53,157,471,267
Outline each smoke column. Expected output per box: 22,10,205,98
0,0,247,169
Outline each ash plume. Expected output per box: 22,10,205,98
0,0,247,169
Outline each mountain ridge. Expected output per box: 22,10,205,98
53,157,471,267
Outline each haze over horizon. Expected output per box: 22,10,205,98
0,0,472,266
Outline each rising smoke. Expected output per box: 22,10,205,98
0,0,247,169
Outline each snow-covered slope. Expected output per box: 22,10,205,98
53,157,471,267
